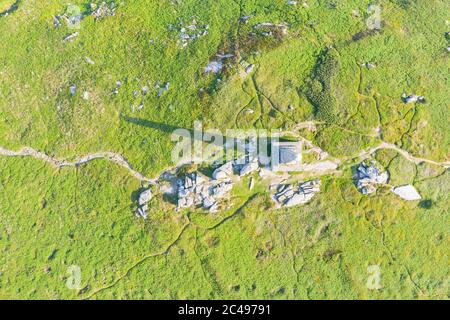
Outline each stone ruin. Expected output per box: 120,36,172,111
272,180,321,208
354,160,389,195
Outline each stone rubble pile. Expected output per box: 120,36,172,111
354,161,389,195
136,188,152,219
272,180,321,208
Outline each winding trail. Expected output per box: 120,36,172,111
0,138,448,186
0,146,156,183
356,142,450,168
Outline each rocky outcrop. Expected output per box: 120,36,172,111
354,160,389,194
272,180,321,208
177,172,232,212
402,93,426,104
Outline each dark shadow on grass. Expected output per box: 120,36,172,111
122,115,235,148
0,0,21,17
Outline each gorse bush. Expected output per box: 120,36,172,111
306,49,340,123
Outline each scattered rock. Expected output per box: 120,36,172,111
156,82,170,97
402,93,426,104
175,18,209,48
85,56,95,65
54,9,83,29
239,60,256,75
249,177,255,190
53,15,62,28
91,1,117,20
361,62,376,69
136,188,152,219
354,160,389,194
63,32,79,42
240,15,252,23
392,185,422,201
245,64,255,74
69,85,77,96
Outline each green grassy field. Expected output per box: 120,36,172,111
0,0,448,299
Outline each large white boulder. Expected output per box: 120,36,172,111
392,185,422,201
